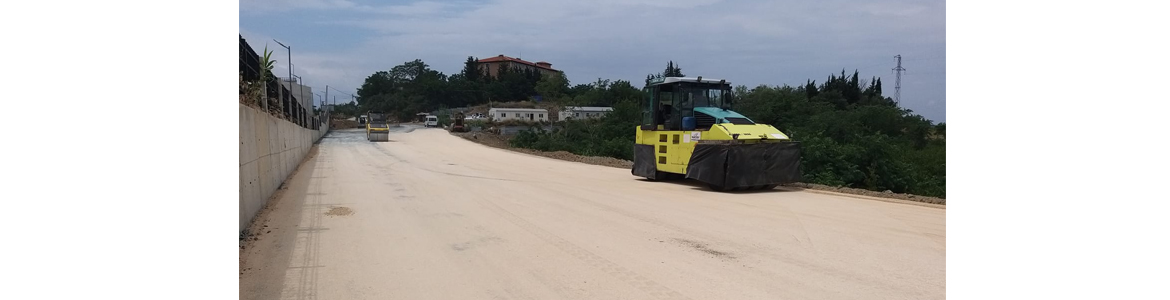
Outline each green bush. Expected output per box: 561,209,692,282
465,119,488,128
510,114,637,161
507,70,945,198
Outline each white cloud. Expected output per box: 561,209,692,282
241,0,479,15
858,2,930,17
239,0,360,12
242,0,947,121
368,1,469,15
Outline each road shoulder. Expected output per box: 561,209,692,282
449,131,945,207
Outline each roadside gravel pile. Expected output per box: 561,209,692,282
452,132,633,169
331,119,362,129
784,182,946,205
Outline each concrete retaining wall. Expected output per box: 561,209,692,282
239,104,327,232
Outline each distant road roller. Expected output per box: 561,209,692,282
632,76,802,191
366,111,391,142
450,112,467,132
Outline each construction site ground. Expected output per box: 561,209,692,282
239,127,946,300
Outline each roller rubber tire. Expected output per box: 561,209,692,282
708,183,731,192
646,171,668,181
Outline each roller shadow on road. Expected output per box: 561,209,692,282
634,178,800,194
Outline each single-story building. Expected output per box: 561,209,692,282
559,106,614,121
489,108,549,122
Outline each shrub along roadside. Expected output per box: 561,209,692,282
508,69,945,198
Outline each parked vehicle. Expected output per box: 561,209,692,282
424,115,439,128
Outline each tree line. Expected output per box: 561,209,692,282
354,57,626,121
510,62,946,198
350,58,944,198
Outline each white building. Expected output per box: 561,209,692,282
559,106,613,121
279,79,313,110
489,108,549,122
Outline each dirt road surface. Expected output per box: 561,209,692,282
239,127,945,300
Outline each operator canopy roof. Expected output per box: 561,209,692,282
647,76,730,86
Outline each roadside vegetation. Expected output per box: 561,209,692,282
354,59,945,198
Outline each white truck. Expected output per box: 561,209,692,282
424,115,439,128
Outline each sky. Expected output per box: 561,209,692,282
240,0,945,123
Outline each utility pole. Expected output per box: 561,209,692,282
274,39,292,118
324,84,329,108
293,74,305,125
274,39,291,84
893,54,906,104
326,85,357,107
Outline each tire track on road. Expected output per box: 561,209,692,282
516,177,900,289
473,195,694,300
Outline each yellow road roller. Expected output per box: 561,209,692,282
366,111,391,142
632,76,802,191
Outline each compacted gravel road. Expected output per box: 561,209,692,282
239,127,945,300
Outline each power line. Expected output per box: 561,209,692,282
898,55,945,61
327,86,355,97
903,71,946,76
327,86,357,105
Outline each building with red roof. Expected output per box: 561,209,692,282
477,54,562,79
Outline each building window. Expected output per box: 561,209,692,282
500,113,506,118
515,113,520,117
539,114,544,118
575,113,580,117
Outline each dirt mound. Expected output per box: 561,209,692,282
541,151,633,169
784,183,946,205
331,119,362,129
452,132,633,169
